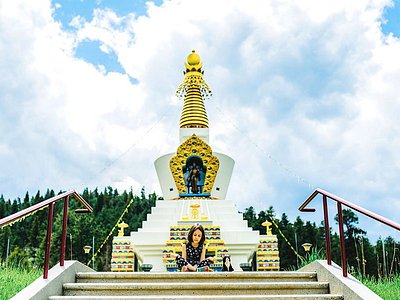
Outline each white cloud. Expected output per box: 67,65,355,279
1,0,400,240
114,176,142,193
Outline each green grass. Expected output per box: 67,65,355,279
0,264,42,300
299,248,326,269
358,275,400,300
293,249,400,300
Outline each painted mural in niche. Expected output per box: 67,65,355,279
170,134,219,197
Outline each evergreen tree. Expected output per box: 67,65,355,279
242,206,256,228
334,209,367,275
23,192,30,209
0,196,5,218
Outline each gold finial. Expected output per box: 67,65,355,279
262,221,273,235
117,221,129,237
187,50,200,65
185,50,202,71
177,50,212,129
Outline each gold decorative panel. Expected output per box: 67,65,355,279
169,134,219,195
190,203,200,220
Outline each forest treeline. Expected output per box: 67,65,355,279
0,188,398,278
244,205,399,278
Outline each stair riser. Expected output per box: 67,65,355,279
77,277,317,283
57,272,340,299
75,272,318,284
64,288,330,296
52,296,344,300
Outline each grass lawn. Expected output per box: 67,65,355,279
0,265,42,300
360,275,400,300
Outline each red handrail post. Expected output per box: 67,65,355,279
0,190,93,280
300,188,400,277
60,196,69,267
43,202,54,279
322,195,332,265
337,202,347,277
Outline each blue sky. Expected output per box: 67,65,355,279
52,0,161,75
1,0,400,243
382,0,400,36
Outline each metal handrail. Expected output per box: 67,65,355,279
0,190,93,278
299,188,400,277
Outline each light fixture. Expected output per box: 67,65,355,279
302,243,312,252
83,245,92,254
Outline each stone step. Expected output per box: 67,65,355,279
62,282,330,296
50,294,344,300
76,271,318,283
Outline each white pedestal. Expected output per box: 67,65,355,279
130,199,260,272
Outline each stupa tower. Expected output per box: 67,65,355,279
178,50,211,143
128,51,260,271
155,50,234,200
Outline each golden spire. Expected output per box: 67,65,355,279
176,50,212,128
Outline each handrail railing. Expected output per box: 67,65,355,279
0,190,93,279
299,188,400,277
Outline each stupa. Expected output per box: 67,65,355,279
123,51,265,271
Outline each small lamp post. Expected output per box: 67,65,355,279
83,244,95,269
83,245,92,254
301,243,312,264
302,243,312,252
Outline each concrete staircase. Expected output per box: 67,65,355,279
49,271,343,300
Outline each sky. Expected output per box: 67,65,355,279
1,0,400,242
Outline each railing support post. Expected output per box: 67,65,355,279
337,202,347,277
60,196,69,266
322,195,332,265
0,190,93,280
300,188,400,278
43,202,54,279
